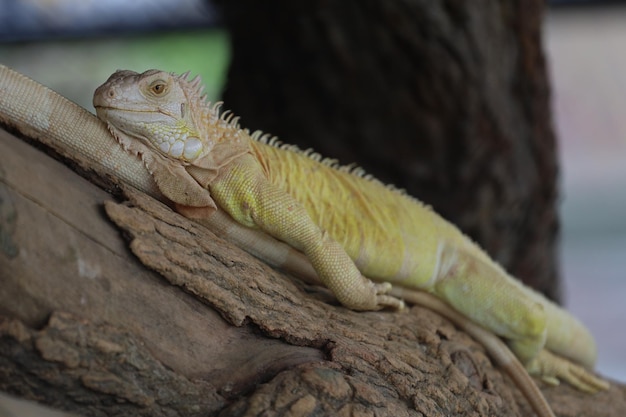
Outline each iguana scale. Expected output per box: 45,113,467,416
0,65,609,417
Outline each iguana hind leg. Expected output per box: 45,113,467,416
430,240,608,392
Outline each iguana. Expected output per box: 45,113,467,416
92,69,609,403
0,64,609,417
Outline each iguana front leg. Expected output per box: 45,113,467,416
208,154,404,311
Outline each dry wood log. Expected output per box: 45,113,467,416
0,129,624,416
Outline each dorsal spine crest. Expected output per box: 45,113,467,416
179,72,415,202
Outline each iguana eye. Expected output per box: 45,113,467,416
149,80,168,95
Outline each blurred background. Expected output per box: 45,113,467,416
0,0,624,383
546,5,626,383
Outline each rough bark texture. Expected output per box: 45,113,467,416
2,128,626,416
0,130,315,416
218,0,561,301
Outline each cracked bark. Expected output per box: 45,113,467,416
1,127,625,416
217,0,561,301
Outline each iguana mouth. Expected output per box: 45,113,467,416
94,105,155,112
94,106,176,126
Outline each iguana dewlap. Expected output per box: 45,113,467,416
93,69,608,397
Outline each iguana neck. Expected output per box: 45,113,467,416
196,103,252,171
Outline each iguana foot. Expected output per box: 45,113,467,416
369,282,406,311
338,280,405,311
526,350,610,393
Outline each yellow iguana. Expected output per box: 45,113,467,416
92,69,609,409
0,65,609,417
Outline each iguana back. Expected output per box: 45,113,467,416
250,137,475,286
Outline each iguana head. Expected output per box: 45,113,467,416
93,69,241,166
94,69,250,208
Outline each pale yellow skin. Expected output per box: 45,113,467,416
93,69,608,395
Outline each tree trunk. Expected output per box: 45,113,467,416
1,124,625,416
218,0,561,301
